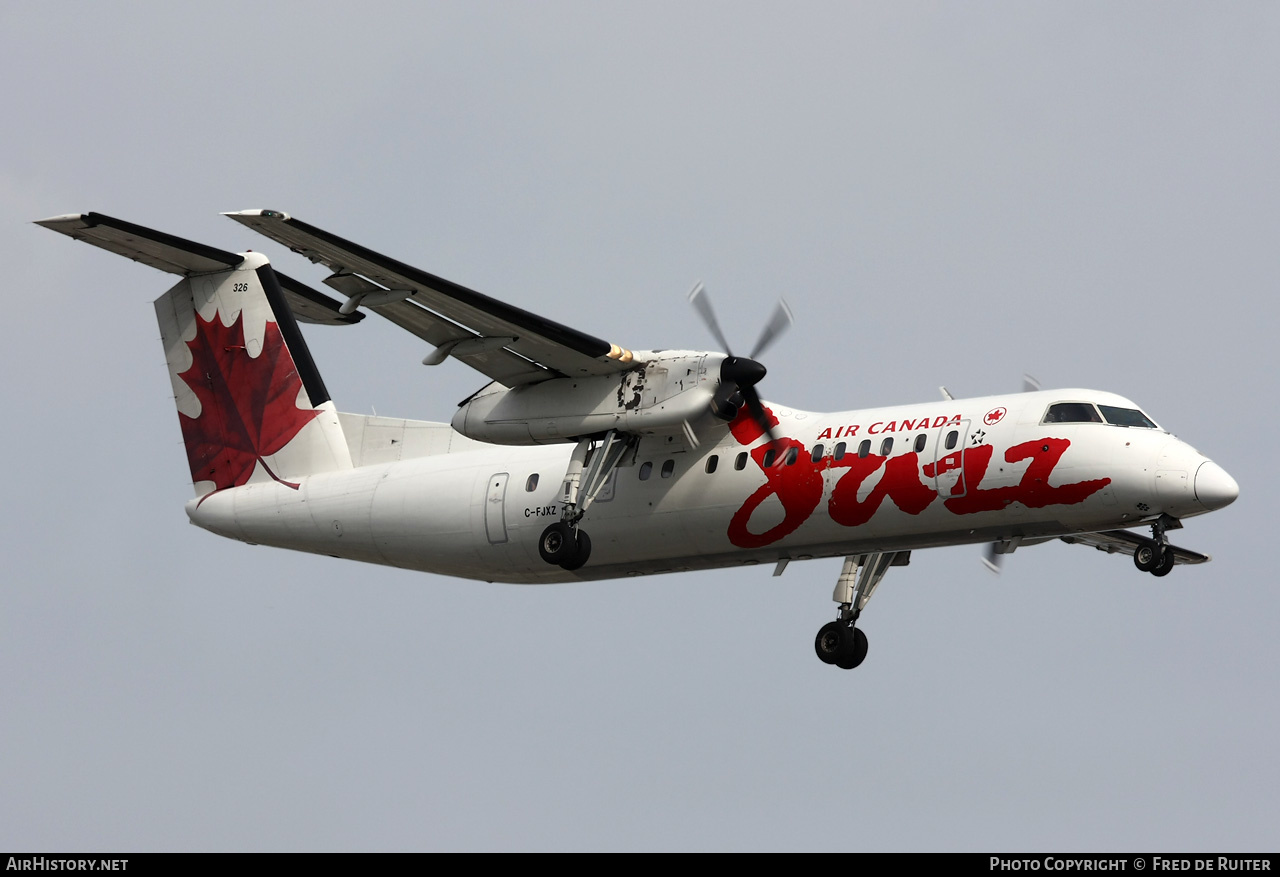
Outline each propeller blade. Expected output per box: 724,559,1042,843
741,385,783,454
688,282,734,356
1022,374,1041,393
982,543,1004,574
749,298,794,360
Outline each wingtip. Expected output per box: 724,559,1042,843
222,209,292,221
33,213,88,227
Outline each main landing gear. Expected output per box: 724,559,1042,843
1133,515,1178,578
538,429,637,572
815,552,907,670
538,522,592,571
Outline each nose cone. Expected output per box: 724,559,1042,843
1195,461,1239,511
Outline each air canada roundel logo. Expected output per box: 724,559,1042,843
984,407,1007,426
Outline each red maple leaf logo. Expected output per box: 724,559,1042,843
177,310,320,500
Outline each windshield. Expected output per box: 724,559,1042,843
1042,402,1103,424
1098,405,1158,428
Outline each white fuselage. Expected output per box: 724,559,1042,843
185,388,1234,584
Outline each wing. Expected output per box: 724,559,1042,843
35,212,361,326
1059,529,1211,565
223,210,636,386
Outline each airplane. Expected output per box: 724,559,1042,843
36,210,1239,669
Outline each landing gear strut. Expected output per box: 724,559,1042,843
815,552,907,670
1133,514,1179,578
539,429,637,572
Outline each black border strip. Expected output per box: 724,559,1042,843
281,215,613,359
257,265,331,406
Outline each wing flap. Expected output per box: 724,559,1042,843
223,210,634,383
318,269,549,383
374,299,549,386
1060,529,1211,565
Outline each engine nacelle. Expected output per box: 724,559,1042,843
452,351,719,444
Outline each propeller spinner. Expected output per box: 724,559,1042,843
688,282,793,449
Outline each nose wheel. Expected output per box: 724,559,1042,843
1134,515,1178,578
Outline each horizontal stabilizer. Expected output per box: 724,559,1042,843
35,212,243,275
36,212,360,327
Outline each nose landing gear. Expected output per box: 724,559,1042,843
1133,514,1179,578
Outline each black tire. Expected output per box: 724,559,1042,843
538,522,576,565
559,529,592,571
814,621,844,664
1151,548,1176,577
1134,544,1160,572
835,627,869,670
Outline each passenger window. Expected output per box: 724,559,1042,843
785,447,798,466
1043,402,1103,424
946,430,958,450
639,461,652,481
811,444,824,462
705,454,718,474
735,452,748,470
763,448,777,468
525,474,539,492
914,434,926,454
833,442,846,461
880,437,893,456
858,440,871,459
661,459,675,478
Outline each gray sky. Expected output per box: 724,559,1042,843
2,2,1276,851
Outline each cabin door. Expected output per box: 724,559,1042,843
485,472,509,544
932,420,971,498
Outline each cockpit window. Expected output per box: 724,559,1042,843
1099,405,1158,428
1042,402,1103,424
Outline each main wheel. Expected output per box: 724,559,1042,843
538,522,577,565
559,529,592,571
1134,544,1161,572
835,627,869,670
814,621,844,664
1151,548,1176,577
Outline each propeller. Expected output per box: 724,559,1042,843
688,282,793,452
982,543,1005,574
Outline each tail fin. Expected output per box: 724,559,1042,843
37,212,353,499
